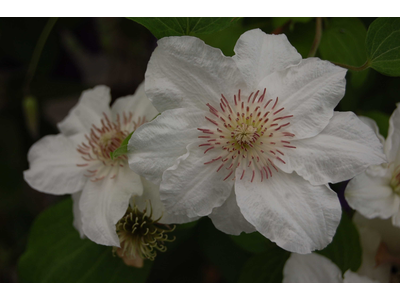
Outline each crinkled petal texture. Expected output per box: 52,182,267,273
145,35,247,112
23,134,87,195
128,107,208,184
208,187,255,235
57,85,112,136
235,170,341,254
258,58,347,140
160,143,234,219
359,116,385,145
111,82,158,122
385,103,400,162
276,112,386,185
232,29,302,89
80,166,143,247
283,253,342,283
345,165,400,219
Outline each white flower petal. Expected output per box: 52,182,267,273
111,82,158,123
131,176,199,224
259,57,347,139
276,111,387,185
359,115,385,145
345,167,399,219
353,214,392,282
208,186,255,235
128,107,208,184
160,142,234,219
283,253,342,283
80,166,143,246
23,134,86,195
385,103,400,162
235,170,341,254
233,29,302,90
57,85,112,136
72,191,85,239
145,36,247,112
343,271,378,283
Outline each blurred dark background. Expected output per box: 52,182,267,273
1,17,399,283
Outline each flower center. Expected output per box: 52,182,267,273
76,112,146,181
390,165,400,194
114,201,176,263
198,89,296,182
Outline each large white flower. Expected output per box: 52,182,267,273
24,83,162,246
346,105,400,227
128,29,386,254
283,252,377,283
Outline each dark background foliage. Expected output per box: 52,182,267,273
0,17,399,282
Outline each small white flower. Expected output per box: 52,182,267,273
283,252,377,283
24,83,161,246
345,105,400,227
128,29,385,254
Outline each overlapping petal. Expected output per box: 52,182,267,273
80,165,143,247
345,167,399,219
258,58,347,140
233,29,302,89
385,104,400,163
208,187,255,235
283,253,342,283
276,112,386,185
57,85,112,136
145,35,247,112
72,191,85,239
235,170,341,254
23,134,87,195
128,107,208,184
160,142,234,219
111,82,158,122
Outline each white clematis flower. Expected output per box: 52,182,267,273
283,252,377,283
346,105,400,227
128,29,386,254
24,83,161,247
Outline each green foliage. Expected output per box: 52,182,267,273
272,17,313,30
317,212,362,275
320,18,368,67
110,131,133,160
198,218,250,282
361,110,390,138
366,18,400,76
18,199,152,282
230,231,275,254
239,246,290,283
127,17,239,39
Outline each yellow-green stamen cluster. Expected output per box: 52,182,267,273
115,202,176,261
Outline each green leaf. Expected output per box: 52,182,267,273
272,17,313,30
110,131,134,160
320,18,368,69
317,212,362,275
230,231,275,254
127,17,239,39
366,18,400,76
18,199,152,282
239,246,290,283
198,218,250,282
360,110,390,138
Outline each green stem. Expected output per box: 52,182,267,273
331,60,370,72
24,17,58,96
308,17,322,57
